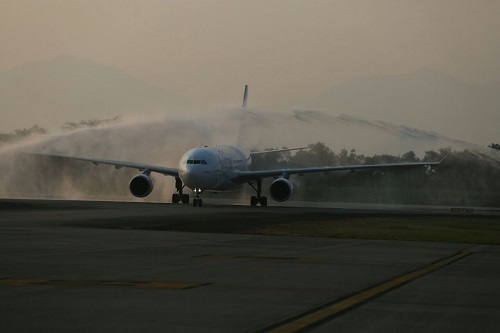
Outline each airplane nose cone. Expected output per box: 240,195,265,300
178,147,220,190
180,167,217,190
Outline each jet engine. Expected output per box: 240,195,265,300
129,174,154,198
269,178,293,202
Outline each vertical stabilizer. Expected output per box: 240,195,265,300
242,84,249,108
236,85,249,149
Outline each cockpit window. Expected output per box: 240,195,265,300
185,159,208,165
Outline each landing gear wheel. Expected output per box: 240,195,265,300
260,196,268,207
172,193,180,204
198,199,203,207
181,194,189,204
250,196,258,206
193,198,198,207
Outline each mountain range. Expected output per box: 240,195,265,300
304,68,499,144
1,56,498,145
0,55,187,132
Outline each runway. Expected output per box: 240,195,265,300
1,199,499,332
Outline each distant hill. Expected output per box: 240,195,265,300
306,68,500,144
0,55,187,132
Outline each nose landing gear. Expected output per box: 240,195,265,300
192,188,203,207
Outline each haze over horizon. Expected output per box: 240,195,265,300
1,0,499,145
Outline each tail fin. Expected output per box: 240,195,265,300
242,84,249,108
236,85,248,148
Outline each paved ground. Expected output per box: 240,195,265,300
0,199,499,332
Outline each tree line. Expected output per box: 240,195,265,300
0,117,120,146
1,123,498,207
0,125,47,144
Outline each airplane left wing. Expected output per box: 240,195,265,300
249,147,309,156
26,153,179,177
231,160,443,184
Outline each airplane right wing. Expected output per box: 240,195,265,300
25,152,180,177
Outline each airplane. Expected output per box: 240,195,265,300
30,85,445,207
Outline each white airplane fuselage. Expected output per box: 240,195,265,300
178,145,249,192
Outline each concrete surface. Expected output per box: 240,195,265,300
0,199,498,332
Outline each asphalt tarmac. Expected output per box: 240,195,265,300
0,199,499,332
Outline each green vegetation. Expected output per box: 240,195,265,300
0,125,47,144
0,117,120,146
2,120,498,208
61,116,120,130
249,216,500,244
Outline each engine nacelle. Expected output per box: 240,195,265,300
129,174,154,198
269,178,294,202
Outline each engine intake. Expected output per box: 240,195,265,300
269,178,293,202
129,174,154,198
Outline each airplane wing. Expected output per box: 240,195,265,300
26,153,179,177
231,159,443,184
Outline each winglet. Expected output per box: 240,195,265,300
242,84,248,108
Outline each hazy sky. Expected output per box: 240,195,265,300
1,0,499,107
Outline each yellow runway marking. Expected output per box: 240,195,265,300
0,278,210,289
265,251,471,333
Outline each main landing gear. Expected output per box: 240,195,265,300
172,177,189,204
248,178,267,207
